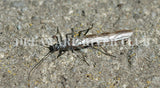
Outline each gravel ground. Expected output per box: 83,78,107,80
0,0,160,88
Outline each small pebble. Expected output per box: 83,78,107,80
143,9,150,15
151,12,156,18
0,23,3,30
122,84,127,88
32,1,39,6
108,50,112,54
17,24,21,30
31,16,40,24
0,52,4,58
40,20,53,24
11,1,26,8
133,14,140,19
31,16,39,21
120,47,124,50
68,10,73,14
21,7,28,12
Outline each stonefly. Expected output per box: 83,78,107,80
28,24,133,87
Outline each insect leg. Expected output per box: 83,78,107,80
77,50,90,65
57,50,66,58
68,28,74,37
52,27,63,44
56,27,63,43
78,24,93,37
100,46,116,57
65,28,74,40
65,28,74,52
72,49,89,66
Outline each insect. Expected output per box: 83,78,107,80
28,24,133,87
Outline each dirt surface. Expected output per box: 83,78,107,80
0,0,160,88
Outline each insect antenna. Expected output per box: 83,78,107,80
28,51,51,87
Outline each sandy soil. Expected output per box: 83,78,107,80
0,0,160,88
